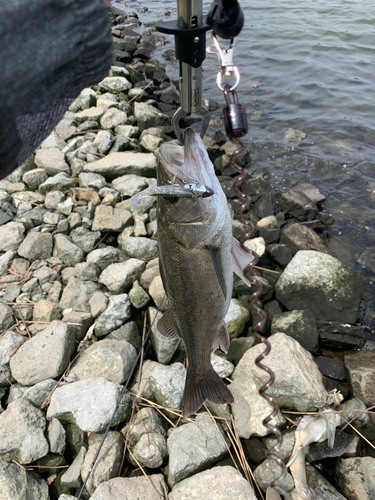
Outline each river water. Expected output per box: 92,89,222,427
114,0,375,317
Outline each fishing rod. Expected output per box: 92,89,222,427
158,2,289,499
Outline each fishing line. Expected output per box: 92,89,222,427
76,294,166,500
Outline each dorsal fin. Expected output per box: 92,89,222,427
157,310,180,338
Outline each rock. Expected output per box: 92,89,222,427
271,309,318,352
87,246,122,270
120,236,158,260
0,303,15,335
232,332,327,411
264,429,296,462
74,107,104,124
344,350,375,406
0,460,49,500
318,321,365,349
112,174,149,197
225,299,250,338
253,458,294,493
81,431,124,494
134,102,170,131
45,190,65,210
59,278,102,312
74,262,100,282
47,418,66,454
95,294,132,337
211,354,234,379
140,262,160,290
125,407,168,446
315,355,346,380
70,339,137,384
53,233,85,266
149,363,186,413
0,250,16,275
149,307,180,364
39,172,75,194
335,456,375,500
60,446,86,488
226,337,255,365
98,76,132,93
79,172,107,190
62,311,93,341
107,321,141,350
275,250,366,323
340,397,375,440
0,398,49,463
47,377,130,432
22,168,48,190
293,183,326,205
91,205,133,232
243,236,266,257
280,223,329,254
167,413,228,487
132,432,167,468
0,330,26,385
307,430,360,462
89,291,108,318
98,259,146,293
278,188,318,221
100,108,127,129
266,243,293,267
256,215,280,244
33,299,61,322
169,466,257,500
70,227,101,253
34,147,70,176
254,192,276,218
9,321,76,386
89,474,166,500
7,378,56,407
305,464,346,499
129,280,150,309
0,221,25,251
84,152,157,179
148,275,167,310
131,359,158,401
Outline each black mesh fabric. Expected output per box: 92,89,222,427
0,0,113,178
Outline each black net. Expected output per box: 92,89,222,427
0,0,112,178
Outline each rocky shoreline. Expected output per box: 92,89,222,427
0,6,374,500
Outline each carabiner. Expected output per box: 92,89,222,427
211,32,241,92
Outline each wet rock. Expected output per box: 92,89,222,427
294,183,326,205
149,362,186,413
98,259,145,293
92,204,133,232
53,233,85,266
335,456,375,500
305,464,346,499
0,330,25,385
0,221,25,251
275,250,366,323
266,243,293,267
34,147,70,176
254,192,276,218
9,321,76,386
280,223,329,255
95,293,132,337
70,339,137,384
225,298,250,338
83,151,157,179
120,236,158,260
7,378,56,407
0,398,49,463
81,431,124,494
344,350,375,406
0,459,49,500
254,458,294,493
47,377,130,432
232,332,327,411
47,418,66,455
315,355,346,380
131,432,168,468
307,430,360,462
171,465,257,499
278,188,319,221
129,280,150,309
318,321,366,349
271,309,318,352
39,172,76,194
59,278,102,313
60,446,86,489
256,215,280,244
149,307,180,364
89,474,167,500
167,413,228,487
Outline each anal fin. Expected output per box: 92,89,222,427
208,245,227,299
157,310,179,338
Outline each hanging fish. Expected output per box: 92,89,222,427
131,128,253,417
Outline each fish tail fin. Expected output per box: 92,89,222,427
181,366,234,418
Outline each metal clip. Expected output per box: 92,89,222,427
211,32,240,92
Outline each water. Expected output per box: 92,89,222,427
114,0,375,314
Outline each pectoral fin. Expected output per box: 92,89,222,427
231,237,255,286
157,310,180,338
208,245,227,299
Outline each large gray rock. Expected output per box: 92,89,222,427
7,378,56,408
0,302,15,334
0,222,25,251
232,332,327,411
89,474,167,500
60,446,86,489
0,330,24,385
0,459,49,500
81,431,124,494
70,227,101,253
47,418,66,454
149,307,180,364
34,147,70,176
22,168,48,191
149,362,186,414
91,205,133,232
253,458,294,493
53,234,85,266
100,108,127,129
275,250,366,323
120,236,158,260
167,413,228,487
131,432,167,468
112,174,149,197
169,466,257,500
339,397,375,440
280,223,329,255
59,278,102,313
39,172,76,194
98,259,145,293
18,231,53,260
95,294,132,337
134,102,170,131
305,464,346,500
83,152,157,179
224,299,250,338
271,309,318,352
0,398,49,463
344,350,375,407
10,321,76,386
86,246,123,271
125,407,168,446
70,339,137,384
98,76,132,93
47,377,130,432
335,456,375,500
